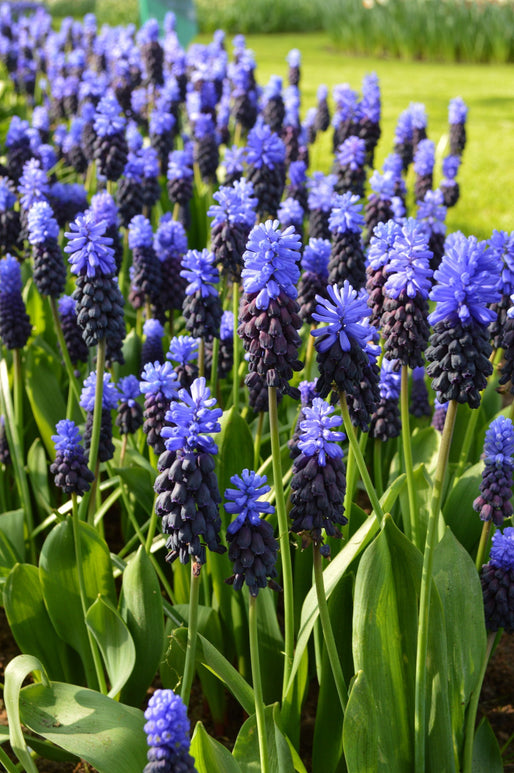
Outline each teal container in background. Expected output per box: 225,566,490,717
138,0,197,47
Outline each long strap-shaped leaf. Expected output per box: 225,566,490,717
4,654,49,773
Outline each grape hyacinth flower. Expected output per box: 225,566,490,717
155,377,226,566
27,200,66,298
481,527,514,633
286,159,308,212
413,138,435,203
181,248,221,343
409,101,428,152
365,219,403,328
128,214,162,312
224,470,279,596
167,335,199,390
0,253,31,349
426,234,502,408
116,375,144,437
358,71,381,168
143,689,197,773
288,380,318,459
439,154,461,208
0,177,22,255
311,281,379,430
364,170,396,244
314,84,330,135
327,192,366,290
166,150,194,228
473,416,514,527
487,230,514,351
206,309,234,381
278,196,304,240
5,115,33,182
334,135,367,198
48,181,89,230
244,120,286,219
90,191,123,274
289,397,347,550
331,83,360,152
287,48,301,87
409,366,432,419
57,295,89,369
193,112,219,185
50,419,94,495
369,357,402,441
208,180,257,282
138,19,164,87
449,96,468,156
297,238,330,324
140,361,179,456
93,92,128,181
262,74,285,134
18,157,49,238
238,219,303,399
116,149,145,229
307,171,336,241
222,144,245,186
394,107,414,172
0,415,10,466
153,213,188,319
141,318,165,371
64,209,125,353
380,217,433,369
431,398,448,433
416,189,447,271
80,371,119,464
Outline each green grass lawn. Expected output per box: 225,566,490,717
196,32,513,240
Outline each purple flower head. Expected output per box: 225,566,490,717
18,159,49,210
6,115,30,147
154,214,188,262
297,397,345,466
0,178,16,212
442,154,461,181
332,83,359,121
126,121,144,153
241,219,302,309
38,144,58,172
489,230,514,295
79,371,119,412
379,357,402,400
311,281,372,353
118,375,141,407
367,220,404,270
137,17,160,45
289,160,307,187
413,138,435,176
394,109,413,144
128,215,153,250
277,197,304,230
302,238,330,279
286,48,301,68
181,248,219,298
143,318,165,340
90,191,118,229
32,105,49,134
49,182,88,217
416,189,447,237
483,416,514,469
225,469,274,532
361,71,381,123
307,172,336,212
27,201,59,244
144,689,191,758
262,74,282,102
223,144,245,177
383,152,404,180
369,170,396,201
140,361,178,400
449,96,468,125
284,86,300,126
336,136,366,170
161,377,222,455
94,93,126,138
329,192,364,235
58,295,76,317
208,181,257,228
52,419,85,458
490,527,514,572
0,254,23,296
192,112,216,140
245,120,286,170
384,218,433,299
298,380,318,406
317,84,328,102
220,309,234,340
409,102,428,130
167,150,193,181
149,109,175,137
429,234,502,326
64,210,116,278
167,335,199,366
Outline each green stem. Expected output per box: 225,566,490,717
87,340,106,479
304,326,315,381
48,297,82,407
414,398,458,772
232,282,240,414
71,494,107,694
401,365,420,548
13,348,23,444
313,544,348,712
462,631,500,773
198,338,205,380
0,744,20,773
373,438,384,500
452,405,479,485
209,335,220,395
253,411,264,470
475,520,493,571
268,386,295,699
181,563,201,706
145,492,159,553
249,595,270,773
119,434,128,468
339,393,383,525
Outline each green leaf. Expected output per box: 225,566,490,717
0,531,20,580
342,671,378,773
443,462,484,555
27,437,52,514
345,516,454,773
471,718,503,773
86,596,136,699
0,508,25,562
190,721,242,773
233,704,295,773
4,564,81,684
0,724,78,763
4,654,49,773
116,465,155,515
398,463,432,548
19,681,147,773
24,343,67,457
255,589,283,706
432,529,487,761
119,546,165,706
39,519,116,676
410,426,440,478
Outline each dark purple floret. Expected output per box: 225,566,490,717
487,230,514,350
0,415,10,466
328,192,366,290
358,72,381,167
334,135,367,197
116,375,144,436
92,93,128,181
167,335,199,390
365,219,403,328
141,318,165,370
50,419,94,495
473,416,514,526
369,358,402,441
140,361,179,455
413,139,435,202
0,177,22,255
181,248,221,342
208,180,257,281
80,371,119,464
394,108,414,171
57,295,89,366
128,214,162,310
244,120,286,219
449,96,468,156
314,84,330,135
332,83,360,152
481,527,514,633
307,172,336,241
409,366,432,418
27,201,66,298
297,238,330,323
364,170,395,243
48,182,89,229
0,254,31,349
